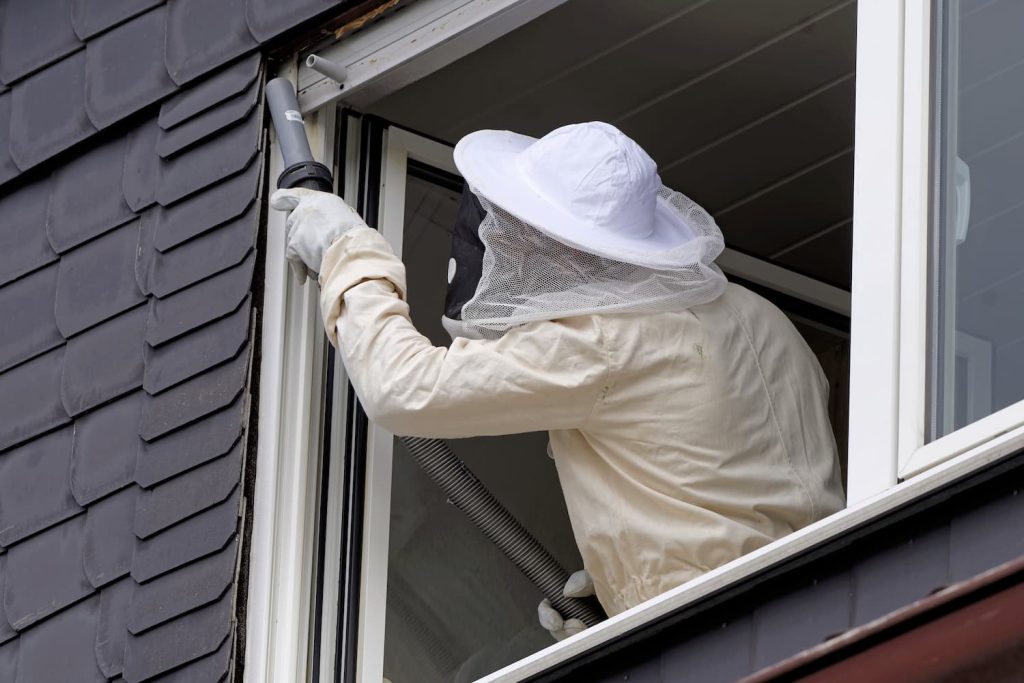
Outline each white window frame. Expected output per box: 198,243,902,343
248,1,1024,681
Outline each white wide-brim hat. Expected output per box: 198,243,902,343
453,122,698,270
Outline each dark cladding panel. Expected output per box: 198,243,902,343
15,595,105,683
71,0,163,40
122,115,161,212
61,305,147,417
85,6,176,131
949,488,1024,582
70,391,142,506
659,616,755,683
159,53,260,129
0,347,69,453
0,640,14,681
45,136,134,253
0,0,82,85
0,178,58,286
128,536,237,634
164,0,258,86
144,634,232,683
0,92,16,185
95,577,134,678
0,264,62,374
247,0,345,41
0,428,80,548
8,50,95,171
0,557,13,645
156,77,261,158
146,258,254,347
83,486,138,588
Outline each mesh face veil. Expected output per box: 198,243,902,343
442,185,728,340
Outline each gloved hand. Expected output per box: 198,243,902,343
537,570,595,641
269,187,368,283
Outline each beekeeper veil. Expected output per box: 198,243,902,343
442,122,727,341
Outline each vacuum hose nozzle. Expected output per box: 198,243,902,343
265,77,333,192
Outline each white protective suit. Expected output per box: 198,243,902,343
319,225,846,617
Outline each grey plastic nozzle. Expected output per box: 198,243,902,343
266,77,315,169
306,54,348,85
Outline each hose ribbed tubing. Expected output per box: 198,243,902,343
400,436,605,627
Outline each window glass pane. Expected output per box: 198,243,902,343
383,170,584,682
929,0,1024,439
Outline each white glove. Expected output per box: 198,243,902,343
537,570,595,641
269,187,368,283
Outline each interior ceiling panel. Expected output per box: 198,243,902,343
368,0,857,290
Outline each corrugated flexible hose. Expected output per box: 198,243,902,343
400,436,606,627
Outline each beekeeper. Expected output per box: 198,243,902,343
271,122,845,638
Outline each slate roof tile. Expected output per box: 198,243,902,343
0,263,62,374
135,442,243,539
15,595,105,683
131,489,239,583
143,299,251,395
96,576,134,678
164,0,258,86
70,391,143,505
71,0,163,41
135,393,245,488
0,347,70,453
122,589,232,682
0,634,15,678
155,105,262,206
0,92,16,185
45,135,134,253
0,428,80,547
83,486,138,588
62,305,147,416
3,514,92,630
0,0,83,85
128,536,237,634
0,177,58,288
159,53,260,129
8,50,95,171
0,556,16,644
146,200,258,297
54,219,146,338
152,156,261,251
247,0,345,41
85,6,176,131
148,634,231,682
157,76,261,158
123,115,161,212
146,257,254,346
139,343,250,441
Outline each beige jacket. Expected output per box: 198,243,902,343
320,227,845,617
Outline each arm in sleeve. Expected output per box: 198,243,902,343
318,227,611,438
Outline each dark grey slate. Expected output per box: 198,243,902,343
122,116,161,212
83,486,138,588
85,6,176,130
8,50,95,171
159,53,260,129
71,0,163,40
96,576,134,678
3,514,92,630
135,442,242,539
152,157,261,251
139,344,250,441
54,219,146,338
15,595,104,683
131,489,239,582
247,0,344,41
660,617,754,683
122,589,232,682
0,0,82,85
143,299,251,395
70,391,143,505
146,199,258,297
135,393,245,487
0,638,16,681
752,571,852,670
146,258,254,347
164,0,258,86
0,91,16,185
0,263,62,374
155,106,261,206
0,178,58,286
45,136,134,253
148,634,231,682
127,536,237,634
0,347,70,453
61,305,147,416
0,556,16,644
157,76,260,158
949,488,1024,582
0,428,80,547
